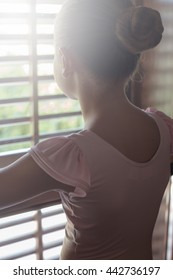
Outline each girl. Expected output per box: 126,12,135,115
0,0,173,259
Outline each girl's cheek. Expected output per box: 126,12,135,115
53,57,72,98
53,56,63,90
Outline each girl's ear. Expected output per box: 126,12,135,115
58,47,73,78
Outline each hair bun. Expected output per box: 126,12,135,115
116,6,164,54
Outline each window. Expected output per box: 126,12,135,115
0,0,83,155
141,0,173,260
0,0,83,260
0,205,66,260
141,0,173,117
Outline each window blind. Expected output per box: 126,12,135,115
0,205,66,260
141,0,173,117
141,0,173,260
0,0,83,156
0,0,81,260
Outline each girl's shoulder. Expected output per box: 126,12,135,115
145,107,173,132
145,107,173,157
29,134,91,198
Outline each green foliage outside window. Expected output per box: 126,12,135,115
0,66,83,153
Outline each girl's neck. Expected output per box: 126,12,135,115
77,80,132,129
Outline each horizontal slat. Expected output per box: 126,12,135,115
0,56,30,62
0,0,63,3
0,75,54,84
43,239,63,251
0,97,30,104
37,13,59,19
43,223,66,235
0,55,53,62
37,55,54,61
49,255,60,260
7,249,38,260
0,34,53,40
0,13,57,19
36,0,64,4
37,75,54,81
0,35,31,40
41,208,64,219
0,117,31,125
0,216,36,230
0,232,36,247
0,0,29,3
0,0,63,9
141,68,173,75
0,77,30,84
39,94,66,100
0,13,30,19
39,111,81,120
0,112,81,125
0,95,66,104
0,137,32,146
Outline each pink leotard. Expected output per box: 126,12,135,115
29,108,173,259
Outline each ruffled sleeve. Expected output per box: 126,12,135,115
29,136,90,198
145,107,173,156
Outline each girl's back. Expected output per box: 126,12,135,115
55,108,171,259
88,106,161,164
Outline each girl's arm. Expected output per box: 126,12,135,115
0,153,75,211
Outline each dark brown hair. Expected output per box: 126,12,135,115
55,0,163,80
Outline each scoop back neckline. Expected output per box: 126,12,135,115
79,113,162,167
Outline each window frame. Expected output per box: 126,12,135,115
0,0,83,215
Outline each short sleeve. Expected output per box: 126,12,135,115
145,107,173,156
29,136,90,198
